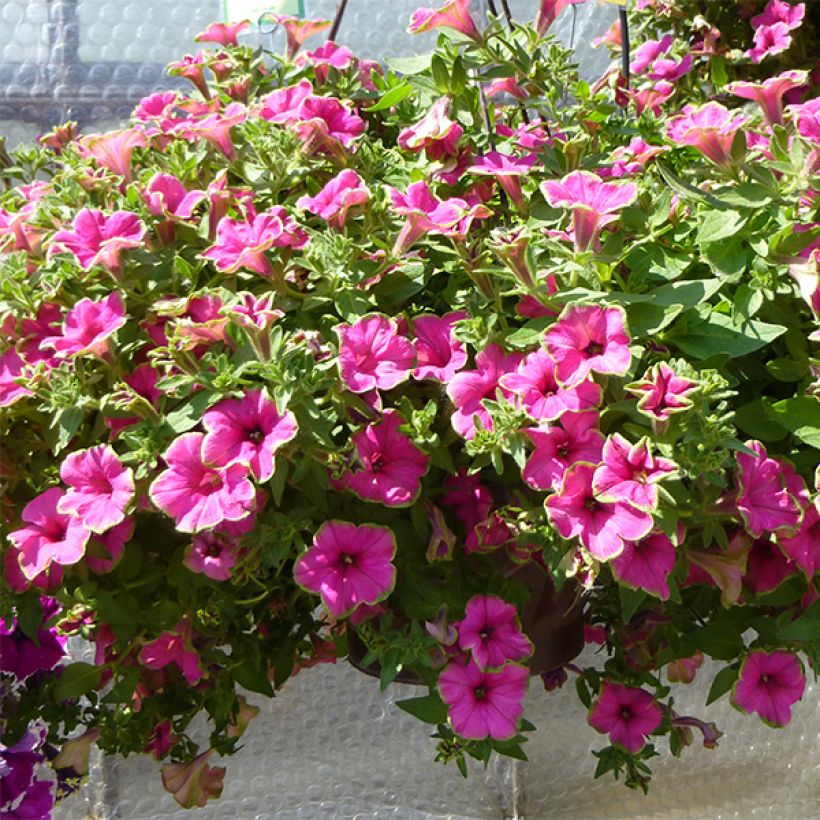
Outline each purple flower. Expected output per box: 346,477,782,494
454,595,533,670
342,409,430,507
294,521,397,619
588,681,662,753
0,598,66,680
732,650,805,727
439,658,529,741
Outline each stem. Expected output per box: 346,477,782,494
328,0,349,41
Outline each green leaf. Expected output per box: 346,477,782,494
777,616,820,643
625,303,681,337
165,389,216,433
396,693,449,724
380,650,402,690
54,662,104,700
657,162,725,208
619,585,646,623
703,239,747,277
734,399,788,442
706,665,739,705
651,279,722,308
765,397,820,448
717,182,773,209
685,622,744,661
624,244,691,282
431,55,450,94
52,406,83,455
766,357,808,382
669,312,786,359
493,740,528,761
697,209,745,244
364,82,414,112
386,53,433,75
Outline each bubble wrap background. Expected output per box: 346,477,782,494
6,1,818,817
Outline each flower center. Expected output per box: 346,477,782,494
479,628,492,641
584,497,600,512
369,451,385,472
341,552,356,567
246,427,265,444
474,685,487,701
204,540,223,558
620,707,632,720
197,470,224,495
585,341,603,356
759,673,770,684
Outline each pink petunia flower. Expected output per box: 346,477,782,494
341,409,430,507
296,169,369,229
161,750,225,809
201,388,297,483
85,519,133,574
294,520,397,618
57,444,135,532
468,151,537,211
336,313,415,393
729,70,808,127
50,208,145,273
611,530,678,600
454,594,533,670
256,80,313,124
184,532,238,581
666,102,748,168
143,173,207,220
791,98,820,144
408,0,482,41
8,487,91,580
296,41,355,84
743,537,796,594
133,90,179,124
648,54,693,83
139,619,205,685
546,463,654,562
201,208,307,277
0,347,33,407
78,128,147,181
751,0,805,31
441,468,493,532
43,292,127,360
732,650,805,726
446,343,521,439
522,411,604,491
685,531,750,607
224,292,283,333
666,652,704,684
439,658,529,740
291,95,366,156
544,304,631,388
626,363,698,422
747,22,793,63
630,35,673,74
176,103,247,160
631,81,675,117
149,432,256,533
535,0,586,36
735,440,804,538
588,681,662,753
593,434,677,511
398,97,463,161
501,349,601,422
778,502,820,579
266,15,330,61
540,171,637,252
412,311,468,382
194,20,250,47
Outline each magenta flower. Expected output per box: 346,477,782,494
143,173,206,220
78,128,147,181
685,531,750,607
296,169,369,229
501,349,601,422
748,22,793,63
0,347,33,407
133,90,179,124
544,304,632,388
791,98,820,143
778,502,820,578
735,441,803,537
732,650,805,727
751,0,805,30
626,363,698,422
266,15,330,61
546,463,654,562
57,444,135,533
412,311,468,382
398,97,463,161
296,41,355,84
535,0,586,36
666,103,748,168
447,343,522,439
468,151,537,211
342,410,429,507
139,620,205,685
743,537,796,594
184,533,238,581
43,292,127,360
50,208,145,273
648,53,693,83
588,681,662,753
439,658,528,740
294,521,397,618
194,20,250,47
631,81,675,117
523,411,604,491
336,313,415,393
257,80,313,123
85,519,133,574
455,595,533,670
630,35,673,74
201,388,297,483
177,103,247,160
225,292,283,333
408,0,482,42
593,434,677,511
149,432,256,533
540,171,637,252
729,70,808,127
291,95,365,156
201,209,307,277
8,487,91,580
611,531,678,600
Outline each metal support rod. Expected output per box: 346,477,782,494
328,0,349,41
619,7,630,87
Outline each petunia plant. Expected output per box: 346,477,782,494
1,0,819,813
